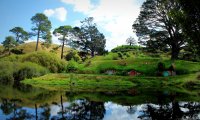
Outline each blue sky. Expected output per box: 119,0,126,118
0,0,144,50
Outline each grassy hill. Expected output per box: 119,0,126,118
0,42,71,58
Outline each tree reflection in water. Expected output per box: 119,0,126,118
138,93,200,120
0,98,34,120
52,95,106,120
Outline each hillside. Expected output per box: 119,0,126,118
0,42,71,57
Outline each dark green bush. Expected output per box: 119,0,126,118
111,45,141,52
0,61,48,84
65,50,81,62
21,52,66,72
66,60,79,72
176,68,190,75
13,62,48,81
118,52,123,59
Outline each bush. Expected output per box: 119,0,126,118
111,45,141,52
112,53,119,60
65,50,81,62
13,62,48,81
21,52,66,72
0,61,14,84
0,61,48,84
118,52,123,59
66,60,79,72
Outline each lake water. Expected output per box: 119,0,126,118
0,83,200,120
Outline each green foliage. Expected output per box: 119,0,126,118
111,45,141,53
0,61,14,84
13,62,48,81
73,17,106,57
53,25,73,59
21,52,66,72
0,61,48,84
31,13,52,51
2,36,17,52
65,50,81,62
133,0,184,59
9,27,29,44
117,52,123,59
66,60,79,72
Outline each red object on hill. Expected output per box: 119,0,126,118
128,70,140,76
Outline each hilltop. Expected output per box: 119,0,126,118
0,42,71,57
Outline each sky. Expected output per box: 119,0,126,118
0,0,144,50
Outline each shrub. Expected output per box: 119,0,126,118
21,52,66,72
0,61,48,84
65,50,81,62
13,62,48,81
117,52,123,59
112,53,119,60
66,60,79,72
0,61,14,84
111,45,141,52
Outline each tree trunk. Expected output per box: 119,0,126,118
91,50,94,57
61,40,64,59
171,44,180,60
35,30,40,51
35,104,38,120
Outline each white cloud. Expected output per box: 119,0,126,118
60,0,94,14
44,7,67,22
60,0,144,50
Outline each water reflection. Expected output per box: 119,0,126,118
1,99,200,120
0,83,200,120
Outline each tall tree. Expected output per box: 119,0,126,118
53,25,73,59
9,27,29,44
172,0,200,55
126,36,137,46
73,17,106,57
2,36,17,55
133,0,184,59
42,31,52,48
31,13,51,51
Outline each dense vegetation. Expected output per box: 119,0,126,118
0,0,200,95
0,51,66,84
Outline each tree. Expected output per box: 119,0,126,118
2,36,17,55
42,31,52,48
9,27,29,44
133,0,184,59
73,17,106,57
31,13,51,51
172,0,200,55
53,25,73,59
126,36,137,46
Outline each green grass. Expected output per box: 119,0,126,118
78,55,200,76
22,73,200,94
22,73,135,91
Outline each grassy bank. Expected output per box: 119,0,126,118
22,73,200,94
22,73,136,91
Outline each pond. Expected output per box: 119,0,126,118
0,83,200,120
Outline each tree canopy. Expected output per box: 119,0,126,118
73,17,106,57
133,0,184,59
53,25,73,59
9,27,29,44
2,36,17,55
31,13,52,51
